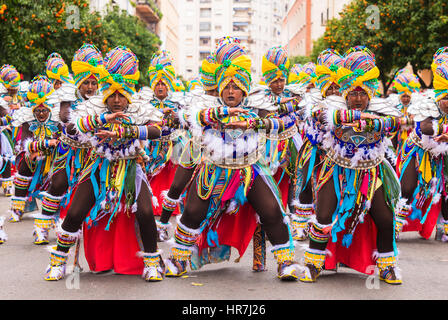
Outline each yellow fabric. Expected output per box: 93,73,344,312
1,74,20,89
26,90,55,108
217,55,252,96
71,61,105,81
261,55,290,85
337,66,380,99
201,59,220,76
419,151,433,184
101,67,140,103
46,64,73,83
147,64,176,91
394,81,420,96
315,65,339,96
337,66,380,88
221,55,251,80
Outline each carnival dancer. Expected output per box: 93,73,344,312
45,53,74,90
163,40,301,281
288,62,318,93
389,71,421,152
44,46,171,282
256,46,305,214
155,53,220,242
0,64,20,197
299,46,403,285
32,43,103,245
8,75,62,226
292,49,344,241
135,50,186,221
395,54,448,241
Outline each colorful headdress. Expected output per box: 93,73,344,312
338,46,379,99
200,53,219,91
0,64,21,89
393,72,421,96
71,43,104,88
432,60,448,102
100,46,140,103
315,49,344,97
46,53,74,85
26,75,55,110
147,50,176,92
214,40,252,97
173,78,185,92
433,47,448,66
288,62,317,86
186,77,202,91
261,46,290,86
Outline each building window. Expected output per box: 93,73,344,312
200,22,211,32
200,36,211,46
200,8,212,18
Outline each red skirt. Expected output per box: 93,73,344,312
82,210,144,275
149,161,181,216
325,214,378,275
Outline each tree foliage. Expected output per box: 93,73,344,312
0,0,161,87
321,0,448,90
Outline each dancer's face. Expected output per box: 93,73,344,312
269,78,286,96
346,88,370,111
33,105,50,122
53,80,62,90
205,89,218,97
439,96,448,114
155,81,168,101
7,87,18,97
221,81,244,107
325,83,341,97
79,77,98,100
400,93,411,106
106,91,128,113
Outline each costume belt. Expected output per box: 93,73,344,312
326,148,384,170
60,134,92,149
262,125,298,141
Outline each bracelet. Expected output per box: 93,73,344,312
99,113,108,126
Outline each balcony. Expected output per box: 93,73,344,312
135,0,162,25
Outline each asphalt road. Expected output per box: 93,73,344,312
1,195,448,302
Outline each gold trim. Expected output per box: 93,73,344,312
59,134,91,149
326,148,383,170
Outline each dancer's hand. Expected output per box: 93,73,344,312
104,112,130,124
360,112,380,120
435,133,448,143
228,107,249,117
95,130,117,144
224,120,248,130
47,139,59,147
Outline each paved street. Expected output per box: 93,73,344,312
1,194,448,302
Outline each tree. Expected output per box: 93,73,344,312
320,0,448,92
0,1,161,87
100,5,161,87
0,0,105,79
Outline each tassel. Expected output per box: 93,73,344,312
342,233,353,248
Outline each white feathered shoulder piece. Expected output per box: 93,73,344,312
0,83,7,95
247,86,277,112
285,82,308,96
385,93,400,108
300,88,323,118
133,86,154,101
368,96,403,117
407,92,440,121
46,82,78,105
314,95,346,113
71,95,163,126
11,102,62,127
